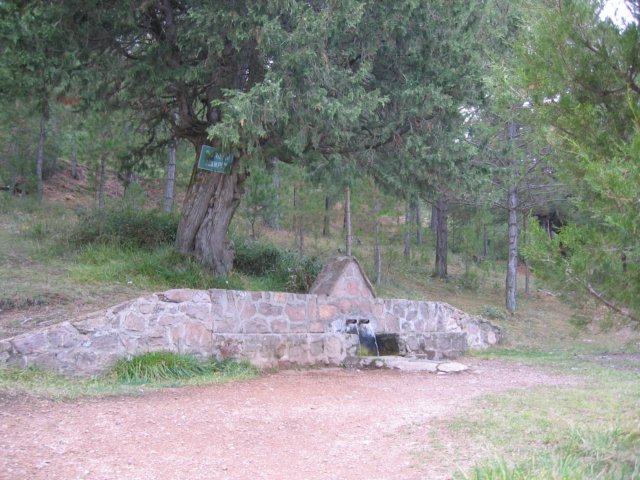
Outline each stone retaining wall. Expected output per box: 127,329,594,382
0,287,501,377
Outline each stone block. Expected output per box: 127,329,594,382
138,302,156,314
158,314,180,326
289,322,307,334
121,312,146,332
285,305,306,323
373,301,385,318
26,352,58,371
318,304,338,321
243,318,270,334
89,332,120,351
179,303,211,321
270,318,290,333
212,335,243,360
381,313,400,333
309,321,325,334
46,323,81,349
338,298,352,314
11,332,48,354
324,334,345,364
273,292,287,304
111,301,132,314
251,292,264,302
182,320,212,350
74,310,118,333
258,303,283,317
309,337,324,357
160,289,199,303
214,316,241,334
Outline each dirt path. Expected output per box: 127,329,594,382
0,359,573,480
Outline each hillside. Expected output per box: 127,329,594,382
1,161,638,355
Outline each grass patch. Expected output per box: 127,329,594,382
111,351,241,383
0,356,258,400
71,206,179,248
460,426,640,479
71,244,243,290
451,355,640,480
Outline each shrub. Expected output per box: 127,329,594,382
71,206,179,248
479,304,507,321
455,269,481,292
233,239,322,293
111,352,244,383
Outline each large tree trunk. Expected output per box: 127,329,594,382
430,204,438,232
163,137,177,213
345,185,352,256
434,196,448,279
506,187,519,312
176,147,246,276
36,113,46,201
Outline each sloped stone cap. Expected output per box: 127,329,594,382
309,256,376,298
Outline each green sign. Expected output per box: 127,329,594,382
198,145,234,173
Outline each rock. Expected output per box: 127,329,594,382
436,362,469,373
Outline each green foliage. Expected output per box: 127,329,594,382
240,162,280,238
234,239,322,293
0,361,258,400
455,269,481,292
72,244,237,290
479,305,508,321
71,206,179,248
513,1,640,321
111,352,247,384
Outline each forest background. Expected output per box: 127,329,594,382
0,0,638,323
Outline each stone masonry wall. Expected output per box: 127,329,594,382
0,286,501,377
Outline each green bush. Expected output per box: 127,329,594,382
71,206,179,248
479,305,508,321
455,269,481,292
111,351,245,383
234,239,322,293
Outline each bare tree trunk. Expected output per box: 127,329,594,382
163,137,177,213
71,134,79,180
97,154,107,209
345,185,352,256
36,113,46,201
265,158,281,230
294,183,304,255
483,223,489,258
403,202,411,259
434,196,448,279
506,187,519,312
176,146,246,276
523,211,530,295
430,204,438,232
9,130,18,196
374,220,382,285
322,196,331,237
415,201,422,245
